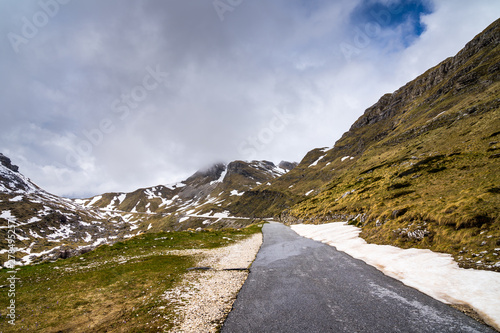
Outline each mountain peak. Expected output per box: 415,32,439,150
278,161,298,171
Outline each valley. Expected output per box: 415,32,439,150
0,15,499,333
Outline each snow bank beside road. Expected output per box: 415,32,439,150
291,222,500,330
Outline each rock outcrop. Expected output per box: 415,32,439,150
0,153,19,172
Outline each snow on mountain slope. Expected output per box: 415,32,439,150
76,160,296,229
0,154,140,268
1,153,295,267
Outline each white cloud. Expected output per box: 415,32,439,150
396,0,500,80
0,0,499,197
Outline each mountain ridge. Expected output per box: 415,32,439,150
0,157,295,267
0,153,136,267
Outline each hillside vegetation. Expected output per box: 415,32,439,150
233,19,500,271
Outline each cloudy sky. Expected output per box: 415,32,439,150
1,0,499,198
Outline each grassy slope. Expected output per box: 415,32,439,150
0,224,262,332
287,93,499,270
282,21,500,271
228,20,500,271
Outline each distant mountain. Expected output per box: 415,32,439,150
0,153,138,267
75,160,295,231
0,157,295,267
229,19,500,271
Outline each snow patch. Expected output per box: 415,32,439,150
122,214,134,222
117,193,127,204
81,232,90,242
29,229,43,238
210,168,227,185
211,211,231,218
429,111,447,121
230,190,244,196
0,210,14,220
91,238,108,247
10,245,63,267
309,156,325,167
16,233,29,241
87,195,102,207
27,216,41,223
46,225,74,240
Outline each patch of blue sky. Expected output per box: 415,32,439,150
351,0,434,47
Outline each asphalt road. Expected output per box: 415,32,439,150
222,222,496,333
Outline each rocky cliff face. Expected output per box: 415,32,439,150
0,153,18,172
352,20,499,132
185,163,226,187
0,154,36,194
278,161,298,171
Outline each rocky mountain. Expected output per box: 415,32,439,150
0,154,138,267
228,19,500,271
75,160,295,231
0,157,295,267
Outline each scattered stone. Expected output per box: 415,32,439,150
166,233,263,332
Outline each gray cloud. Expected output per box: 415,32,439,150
1,0,499,197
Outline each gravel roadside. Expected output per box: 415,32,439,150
164,232,263,332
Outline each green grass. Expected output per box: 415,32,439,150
0,224,262,332
285,88,500,270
